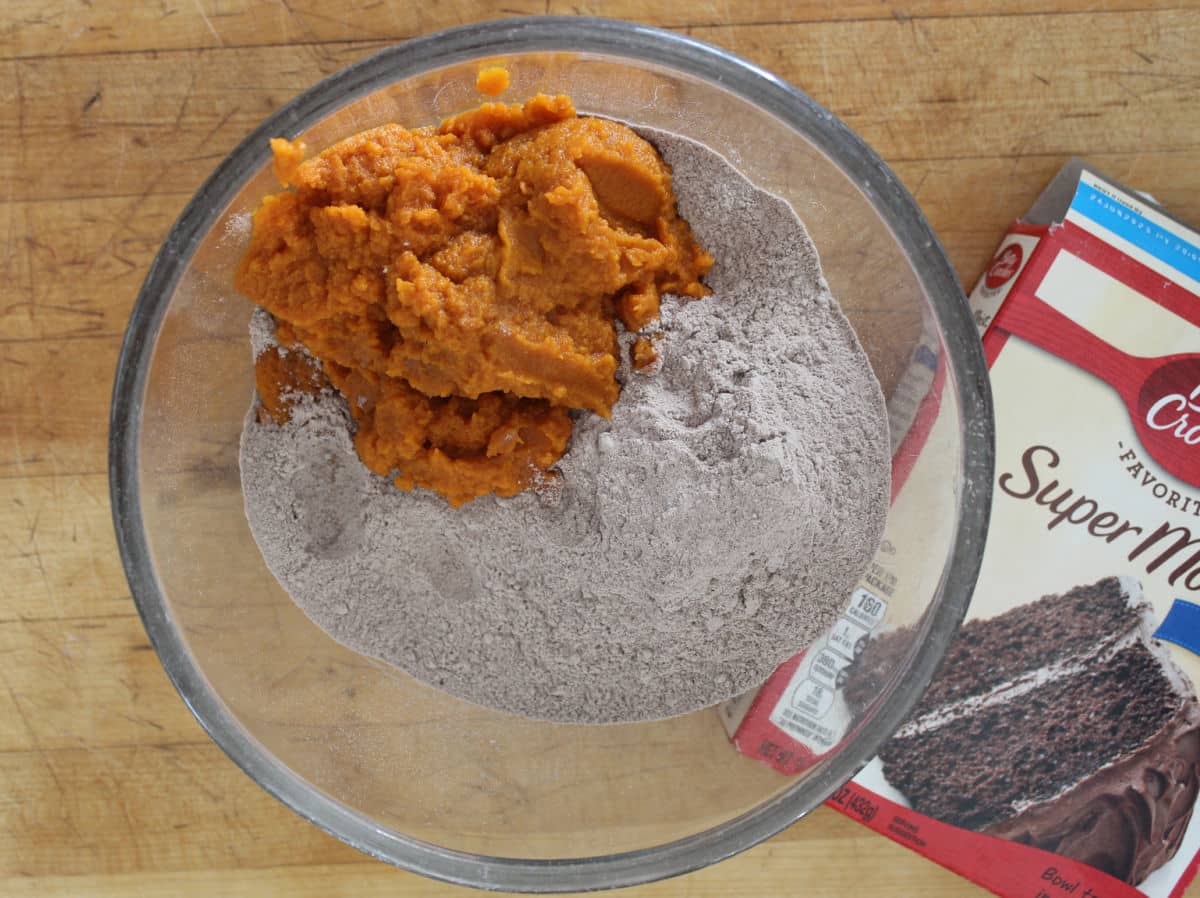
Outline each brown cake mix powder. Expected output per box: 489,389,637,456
239,125,891,724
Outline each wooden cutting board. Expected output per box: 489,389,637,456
2,1,1199,895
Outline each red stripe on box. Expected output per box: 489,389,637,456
1172,851,1200,898
730,652,817,774
992,220,1200,332
826,780,1147,898
890,350,946,502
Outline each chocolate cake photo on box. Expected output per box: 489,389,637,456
847,576,1200,886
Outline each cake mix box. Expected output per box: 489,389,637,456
722,159,1200,897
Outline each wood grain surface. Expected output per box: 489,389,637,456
3,1,1199,895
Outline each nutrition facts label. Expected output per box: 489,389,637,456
769,587,889,752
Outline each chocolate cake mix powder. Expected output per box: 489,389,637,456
238,127,891,724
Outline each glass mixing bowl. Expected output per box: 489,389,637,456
109,16,993,892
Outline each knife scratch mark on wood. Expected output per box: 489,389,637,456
191,0,225,47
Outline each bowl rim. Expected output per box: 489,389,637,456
108,15,994,893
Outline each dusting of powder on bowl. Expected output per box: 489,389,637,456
239,125,891,724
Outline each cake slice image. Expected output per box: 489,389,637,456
866,576,1200,885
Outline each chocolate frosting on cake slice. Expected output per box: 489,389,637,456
873,576,1200,885
987,699,1200,885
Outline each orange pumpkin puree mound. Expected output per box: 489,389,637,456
237,94,712,507
475,66,510,97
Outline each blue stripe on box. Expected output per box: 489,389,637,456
1069,183,1200,287
1153,599,1200,657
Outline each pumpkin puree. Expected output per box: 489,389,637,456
237,94,711,506
475,66,510,96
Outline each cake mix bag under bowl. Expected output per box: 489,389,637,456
727,159,1200,898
